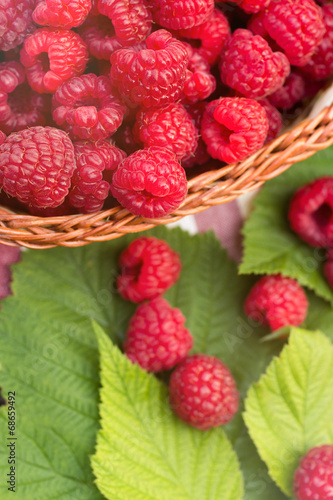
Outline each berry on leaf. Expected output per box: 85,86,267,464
293,445,333,500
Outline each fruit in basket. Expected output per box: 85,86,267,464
293,444,333,500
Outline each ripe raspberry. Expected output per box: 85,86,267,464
78,15,124,60
169,354,239,430
181,45,216,104
123,297,193,372
288,177,333,247
201,97,268,164
97,0,152,46
0,61,25,122
293,445,333,500
117,236,182,303
324,248,333,290
250,0,325,67
268,72,306,110
0,0,36,51
182,101,210,168
111,147,187,218
151,0,214,31
0,126,76,208
133,103,198,162
110,30,189,109
244,274,308,331
220,29,290,99
69,140,126,213
33,0,91,28
20,28,89,94
52,74,126,141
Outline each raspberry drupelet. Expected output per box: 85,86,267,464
110,29,189,109
111,146,188,219
32,0,91,29
20,28,89,94
117,236,182,302
293,445,333,500
169,354,239,430
201,97,268,164
123,297,193,372
244,274,308,331
52,73,127,141
0,0,36,51
150,0,214,31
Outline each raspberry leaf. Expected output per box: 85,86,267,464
244,328,333,496
239,146,333,304
91,322,244,500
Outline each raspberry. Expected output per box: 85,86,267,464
257,98,282,144
220,29,290,99
69,140,126,213
20,28,89,94
133,103,198,162
111,146,187,218
0,126,76,208
110,30,189,109
181,45,216,104
324,248,333,290
230,0,270,14
244,274,308,331
151,0,214,31
97,0,152,46
52,73,126,141
251,0,325,67
117,236,182,302
32,0,91,29
201,97,268,164
182,101,210,168
0,61,25,122
268,72,306,110
169,354,239,430
0,0,36,52
293,445,333,500
123,297,193,372
78,15,124,60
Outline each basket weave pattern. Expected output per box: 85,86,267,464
1,105,333,249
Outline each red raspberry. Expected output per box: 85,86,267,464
201,97,268,164
181,45,216,104
324,248,333,290
20,28,89,94
250,0,325,67
244,274,308,331
111,147,187,219
110,30,189,109
257,98,282,144
133,103,198,162
69,140,126,213
182,102,210,168
0,61,25,122
0,0,36,51
174,8,231,66
32,0,91,28
288,177,333,247
123,297,193,372
151,0,214,31
220,29,290,99
169,354,239,430
78,15,124,60
52,73,126,141
117,236,182,303
97,0,152,46
268,72,306,110
0,126,76,208
293,445,333,500
230,0,270,13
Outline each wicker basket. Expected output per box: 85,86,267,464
1,96,333,249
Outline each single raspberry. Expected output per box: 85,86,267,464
20,28,89,94
324,248,333,290
97,0,152,46
110,30,189,109
201,97,268,164
293,445,333,500
250,0,325,67
182,101,210,168
230,0,270,14
150,0,214,31
174,8,231,66
0,126,76,208
0,0,36,51
244,274,308,331
181,45,216,104
69,140,126,213
117,236,182,303
33,0,91,28
169,354,239,430
133,103,198,162
0,61,25,122
220,29,290,99
288,177,333,247
268,72,306,110
111,146,187,218
123,297,193,372
257,98,282,144
78,15,124,60
52,73,126,141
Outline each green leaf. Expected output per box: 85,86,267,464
91,323,243,500
244,328,333,497
239,145,333,304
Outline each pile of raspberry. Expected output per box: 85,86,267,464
0,0,331,218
